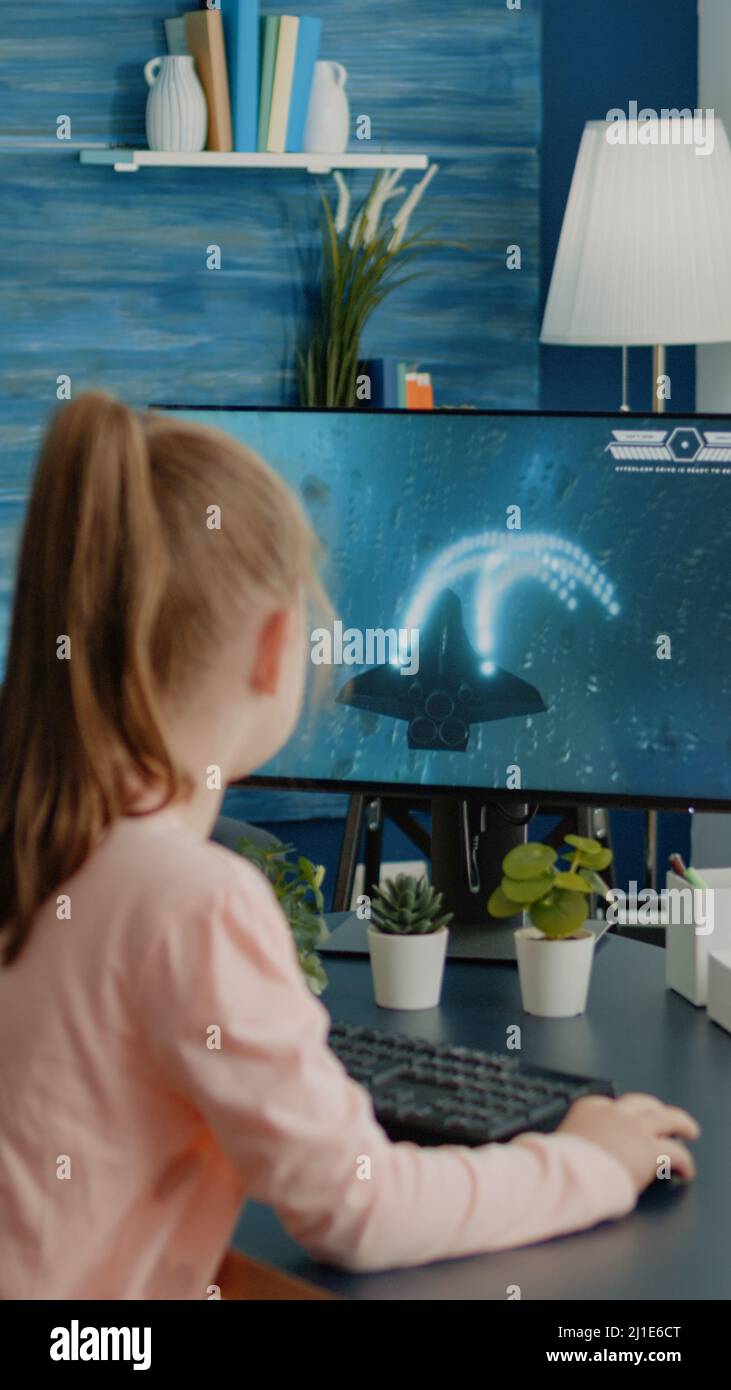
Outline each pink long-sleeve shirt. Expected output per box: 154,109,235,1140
0,809,636,1298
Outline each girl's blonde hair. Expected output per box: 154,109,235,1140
0,391,325,965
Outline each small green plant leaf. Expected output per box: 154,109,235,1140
580,868,612,898
487,885,519,919
299,951,328,996
530,889,588,938
502,842,557,880
578,846,613,871
564,834,603,856
501,872,556,905
553,872,592,893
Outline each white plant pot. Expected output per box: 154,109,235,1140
367,926,449,1010
515,926,595,1018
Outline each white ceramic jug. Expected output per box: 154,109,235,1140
144,55,207,153
302,61,350,155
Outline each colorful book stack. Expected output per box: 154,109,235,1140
164,4,323,155
361,360,435,410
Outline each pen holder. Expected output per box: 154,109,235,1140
665,869,731,1006
707,950,731,1035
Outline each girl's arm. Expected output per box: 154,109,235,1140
138,860,637,1273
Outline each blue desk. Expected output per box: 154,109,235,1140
234,932,731,1300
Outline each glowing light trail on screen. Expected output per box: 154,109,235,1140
401,533,620,671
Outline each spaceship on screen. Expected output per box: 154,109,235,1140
336,588,547,752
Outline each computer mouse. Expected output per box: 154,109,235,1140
647,1171,692,1197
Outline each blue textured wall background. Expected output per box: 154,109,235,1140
0,0,542,484
0,0,542,820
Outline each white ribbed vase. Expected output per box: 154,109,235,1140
144,56,207,153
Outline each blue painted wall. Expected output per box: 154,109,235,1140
0,0,541,490
0,0,542,823
541,0,699,414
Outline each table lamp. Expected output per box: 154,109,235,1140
541,116,731,411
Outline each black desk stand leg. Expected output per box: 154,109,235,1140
332,795,430,912
332,794,366,912
363,800,384,903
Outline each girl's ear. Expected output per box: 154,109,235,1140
250,608,292,696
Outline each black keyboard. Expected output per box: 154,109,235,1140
329,1021,614,1146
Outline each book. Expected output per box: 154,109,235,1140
361,358,400,409
382,359,400,409
184,9,233,152
257,15,280,152
267,15,299,154
221,1,259,153
406,372,434,409
285,15,322,154
164,18,188,55
359,360,382,407
397,362,408,409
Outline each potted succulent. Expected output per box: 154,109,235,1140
367,873,453,1010
487,836,613,1018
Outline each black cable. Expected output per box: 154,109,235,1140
494,802,539,828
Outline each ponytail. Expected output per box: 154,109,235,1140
0,391,323,964
0,393,191,964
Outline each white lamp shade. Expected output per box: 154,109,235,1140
541,117,731,346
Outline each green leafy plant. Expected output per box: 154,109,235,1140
487,835,613,940
297,166,442,408
235,838,329,995
370,873,453,936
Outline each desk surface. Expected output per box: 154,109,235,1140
234,928,731,1300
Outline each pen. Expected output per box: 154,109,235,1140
669,853,708,890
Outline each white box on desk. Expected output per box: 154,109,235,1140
665,869,731,1006
707,951,731,1035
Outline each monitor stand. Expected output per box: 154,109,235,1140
322,796,529,963
430,796,527,960
322,795,612,963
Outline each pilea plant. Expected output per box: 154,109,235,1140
370,874,453,936
236,838,329,995
487,835,613,940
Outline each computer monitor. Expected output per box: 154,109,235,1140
158,406,731,955
160,407,731,813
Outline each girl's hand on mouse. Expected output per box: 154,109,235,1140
557,1092,700,1192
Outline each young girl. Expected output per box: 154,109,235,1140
0,393,698,1299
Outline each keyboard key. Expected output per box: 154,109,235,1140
328,1022,614,1148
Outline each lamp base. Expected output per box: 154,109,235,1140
653,344,667,413
620,344,630,411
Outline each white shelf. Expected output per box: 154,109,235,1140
79,149,429,175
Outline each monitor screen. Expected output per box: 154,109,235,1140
162,408,731,810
